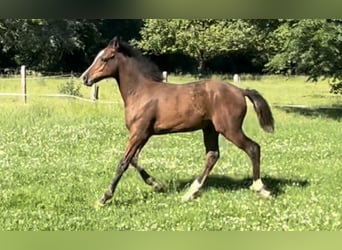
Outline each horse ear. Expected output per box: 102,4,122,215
109,36,120,49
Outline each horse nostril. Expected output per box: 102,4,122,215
81,73,88,83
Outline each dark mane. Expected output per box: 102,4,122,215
117,41,163,82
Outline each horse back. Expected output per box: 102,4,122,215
137,80,246,134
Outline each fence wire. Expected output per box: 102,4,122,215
0,92,119,104
0,69,118,104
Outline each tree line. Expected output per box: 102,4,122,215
1,19,342,93
0,19,143,73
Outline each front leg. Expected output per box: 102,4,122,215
98,158,130,206
96,132,149,207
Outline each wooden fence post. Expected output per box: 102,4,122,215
20,65,27,103
162,71,168,83
91,84,99,102
233,74,240,83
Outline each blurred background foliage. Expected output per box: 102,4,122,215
1,19,342,93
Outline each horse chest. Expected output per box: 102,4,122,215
124,101,156,130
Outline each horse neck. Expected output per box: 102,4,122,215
115,55,148,106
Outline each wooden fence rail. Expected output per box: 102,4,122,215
0,65,105,104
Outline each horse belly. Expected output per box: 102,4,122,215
152,83,211,134
153,105,208,134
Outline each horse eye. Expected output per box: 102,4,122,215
100,57,108,63
100,55,115,63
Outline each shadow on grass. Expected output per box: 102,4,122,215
174,175,309,197
275,105,342,120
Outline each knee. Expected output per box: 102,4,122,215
246,141,260,156
250,142,260,153
131,156,138,167
116,159,129,174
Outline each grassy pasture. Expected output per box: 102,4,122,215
0,75,341,230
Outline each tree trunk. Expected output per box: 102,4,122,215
197,59,205,78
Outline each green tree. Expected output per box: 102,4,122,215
134,19,261,75
0,19,87,71
266,19,342,94
0,19,143,73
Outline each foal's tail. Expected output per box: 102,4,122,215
243,89,274,133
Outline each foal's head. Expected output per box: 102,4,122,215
82,36,164,86
81,37,120,86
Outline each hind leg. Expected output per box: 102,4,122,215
131,149,165,192
182,124,220,202
222,129,271,198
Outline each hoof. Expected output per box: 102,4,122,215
258,188,271,199
250,179,271,199
182,180,201,202
182,190,201,202
152,182,166,193
94,200,105,209
182,193,195,202
250,179,264,192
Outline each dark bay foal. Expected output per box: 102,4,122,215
81,37,274,206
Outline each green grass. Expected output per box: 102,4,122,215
0,75,341,230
